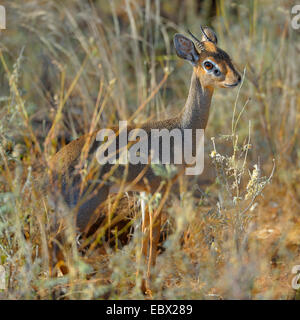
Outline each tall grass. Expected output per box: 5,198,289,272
0,0,299,299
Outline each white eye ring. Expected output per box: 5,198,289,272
203,60,222,76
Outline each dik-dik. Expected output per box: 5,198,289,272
43,26,241,292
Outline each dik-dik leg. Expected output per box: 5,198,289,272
140,206,162,294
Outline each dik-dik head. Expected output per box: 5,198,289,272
174,26,241,88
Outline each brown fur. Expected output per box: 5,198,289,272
40,27,241,293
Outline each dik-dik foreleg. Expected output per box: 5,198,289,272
140,206,162,294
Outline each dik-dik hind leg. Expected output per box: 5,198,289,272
50,182,109,276
76,184,110,233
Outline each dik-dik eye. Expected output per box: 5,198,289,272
204,61,213,70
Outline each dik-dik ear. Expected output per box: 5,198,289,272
173,34,200,66
200,26,218,44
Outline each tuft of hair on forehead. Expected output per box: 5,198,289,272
202,41,218,54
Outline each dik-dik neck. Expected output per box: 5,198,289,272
179,71,214,130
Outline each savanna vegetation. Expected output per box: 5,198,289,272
0,0,299,299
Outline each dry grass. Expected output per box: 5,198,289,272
0,0,300,299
